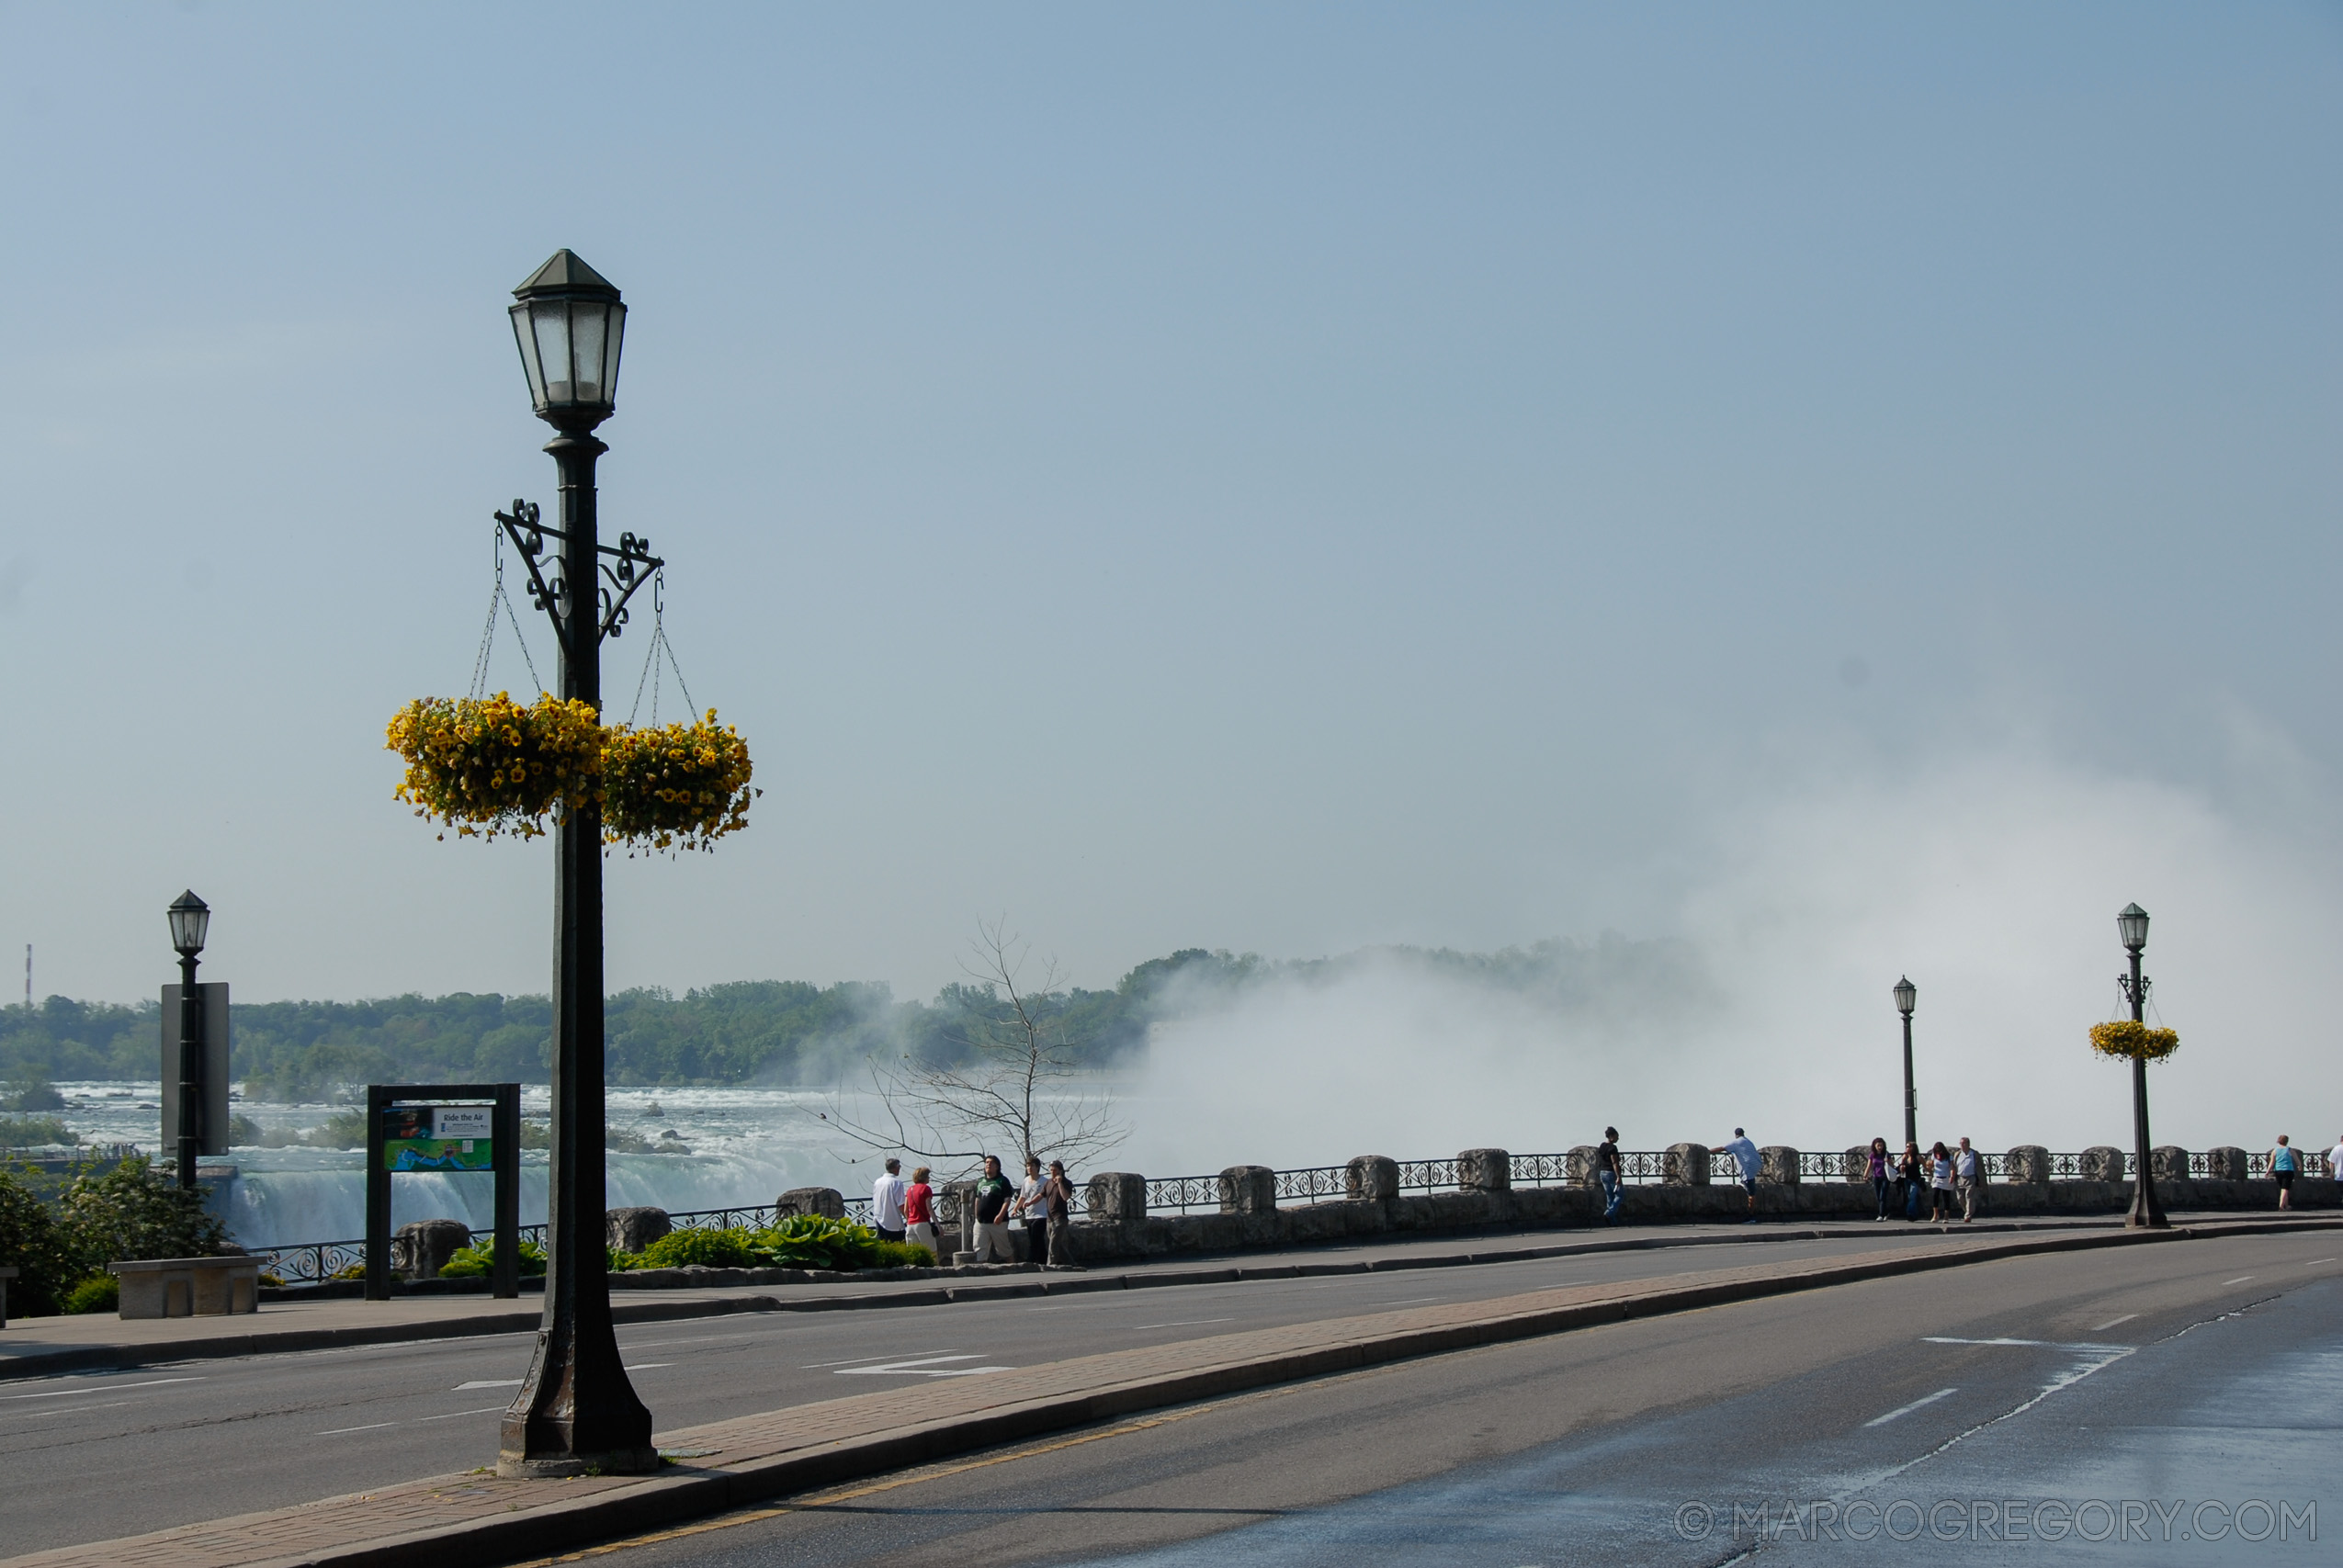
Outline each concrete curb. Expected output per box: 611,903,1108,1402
0,1214,2102,1382
0,1213,2318,1385
15,1215,2341,1568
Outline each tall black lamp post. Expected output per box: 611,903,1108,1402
2114,902,2168,1230
1892,975,1917,1149
494,251,659,1477
165,891,209,1191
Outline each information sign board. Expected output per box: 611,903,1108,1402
380,1103,495,1171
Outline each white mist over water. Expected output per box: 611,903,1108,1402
1122,739,2343,1174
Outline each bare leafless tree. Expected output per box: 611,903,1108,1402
812,918,1128,1179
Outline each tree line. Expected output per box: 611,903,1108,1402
0,948,1255,1099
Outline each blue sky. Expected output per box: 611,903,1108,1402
2,5,2338,1141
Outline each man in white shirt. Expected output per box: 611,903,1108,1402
871,1158,907,1244
2328,1134,2343,1189
1954,1137,1983,1224
1711,1128,1761,1223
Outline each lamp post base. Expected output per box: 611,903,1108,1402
2125,1188,2169,1229
495,1447,662,1480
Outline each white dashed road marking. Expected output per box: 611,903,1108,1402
1865,1388,1958,1427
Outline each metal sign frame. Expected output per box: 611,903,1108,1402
365,1083,522,1300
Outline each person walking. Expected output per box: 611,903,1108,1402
1594,1127,1624,1224
971,1154,1016,1262
1928,1142,1954,1222
1954,1137,1983,1224
1865,1137,1892,1221
1007,1154,1050,1264
2269,1135,2298,1210
1712,1128,1761,1223
1898,1142,1925,1221
902,1165,939,1258
1042,1159,1077,1265
2328,1134,2343,1192
871,1157,908,1244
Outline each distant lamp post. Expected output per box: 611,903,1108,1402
494,251,658,1479
1892,976,1918,1148
2114,903,2168,1229
165,891,209,1190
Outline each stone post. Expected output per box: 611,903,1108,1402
1345,1155,1398,1202
2150,1145,2190,1183
1760,1146,1800,1186
1218,1166,1276,1214
605,1207,671,1256
942,1180,979,1260
775,1187,845,1221
1842,1147,1870,1183
2080,1145,2126,1184
392,1218,474,1281
2005,1145,2050,1185
2204,1146,2247,1181
1456,1148,1511,1193
1566,1145,1600,1187
1662,1144,1709,1186
1085,1172,1148,1224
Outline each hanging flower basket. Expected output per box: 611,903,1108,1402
2088,1020,2179,1062
600,711,756,853
386,693,604,840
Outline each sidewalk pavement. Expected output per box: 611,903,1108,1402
0,1212,2134,1381
8,1214,2336,1568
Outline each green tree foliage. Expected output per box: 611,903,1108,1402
0,1156,232,1315
0,1162,82,1315
0,960,1226,1092
59,1156,230,1266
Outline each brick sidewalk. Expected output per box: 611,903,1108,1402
17,1218,2326,1568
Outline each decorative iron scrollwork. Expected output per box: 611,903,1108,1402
493,500,664,646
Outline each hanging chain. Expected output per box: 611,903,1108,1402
470,525,546,700
626,570,697,727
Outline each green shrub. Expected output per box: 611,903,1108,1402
59,1156,229,1263
746,1214,889,1270
868,1240,934,1269
62,1273,118,1314
0,1161,82,1314
637,1225,758,1269
439,1235,548,1278
607,1246,641,1272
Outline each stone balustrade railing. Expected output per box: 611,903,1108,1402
245,1141,2337,1285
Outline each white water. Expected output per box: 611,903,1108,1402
45,1082,889,1248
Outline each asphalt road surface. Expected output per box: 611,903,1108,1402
532,1227,2339,1568
5,1227,2333,1562
11,1225,2077,1554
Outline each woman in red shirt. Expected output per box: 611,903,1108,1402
903,1166,938,1260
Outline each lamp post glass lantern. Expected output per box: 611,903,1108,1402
1893,976,1917,1150
494,250,657,1479
2114,903,2168,1229
166,891,209,1190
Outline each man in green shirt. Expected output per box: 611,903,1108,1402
971,1154,1016,1263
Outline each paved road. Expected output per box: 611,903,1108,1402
541,1228,2341,1567
0,1224,2102,1554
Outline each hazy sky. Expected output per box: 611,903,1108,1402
3,6,2339,1145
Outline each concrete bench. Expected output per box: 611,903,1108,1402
109,1256,262,1319
0,1265,15,1327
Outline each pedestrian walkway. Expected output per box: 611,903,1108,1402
0,1212,2130,1381
8,1215,2333,1568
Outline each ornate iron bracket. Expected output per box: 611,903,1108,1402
2118,972,2152,1009
493,500,664,644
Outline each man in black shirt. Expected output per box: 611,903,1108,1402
971,1154,1015,1262
1595,1127,1624,1224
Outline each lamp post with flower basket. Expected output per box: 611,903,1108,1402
383,251,756,1478
2093,902,2176,1230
